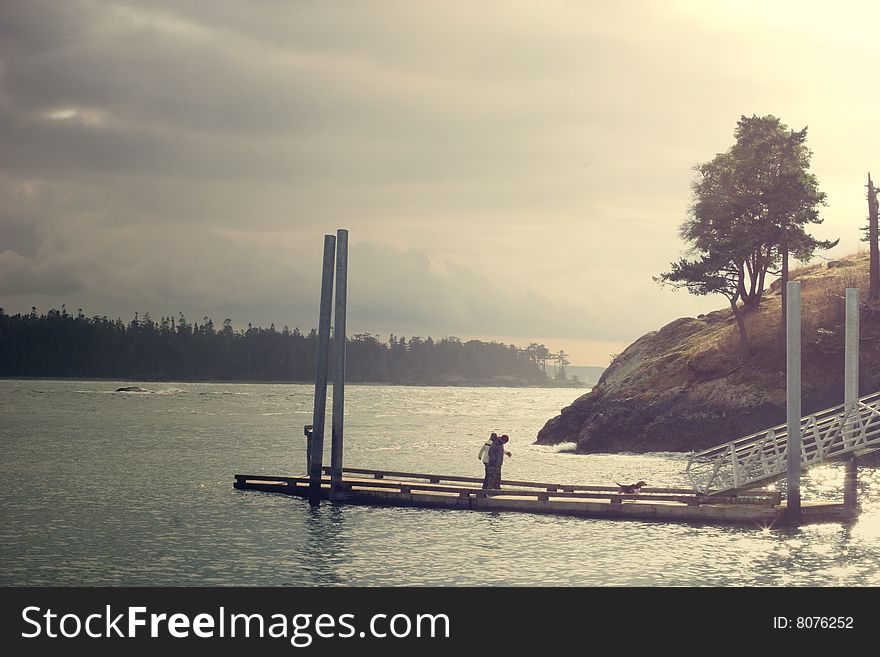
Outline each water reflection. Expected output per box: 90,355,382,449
301,505,348,586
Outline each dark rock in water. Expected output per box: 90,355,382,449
537,254,880,454
115,386,149,392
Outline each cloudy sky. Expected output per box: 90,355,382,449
1,1,878,365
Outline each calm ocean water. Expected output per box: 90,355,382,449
1,379,878,586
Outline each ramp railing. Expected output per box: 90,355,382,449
686,391,880,495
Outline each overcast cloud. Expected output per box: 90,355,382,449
1,1,878,364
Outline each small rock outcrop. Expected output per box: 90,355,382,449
537,255,880,453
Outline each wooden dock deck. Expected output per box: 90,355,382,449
234,467,856,527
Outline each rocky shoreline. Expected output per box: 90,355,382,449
537,255,880,454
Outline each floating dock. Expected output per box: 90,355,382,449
234,466,855,527
236,242,870,529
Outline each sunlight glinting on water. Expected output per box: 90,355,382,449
2,379,878,586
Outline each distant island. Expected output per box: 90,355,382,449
538,254,880,452
0,307,592,387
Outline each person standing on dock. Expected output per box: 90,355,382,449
485,434,512,490
478,433,498,489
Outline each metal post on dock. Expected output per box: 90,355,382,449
309,234,336,506
844,288,859,511
304,424,313,475
785,281,802,525
330,229,348,496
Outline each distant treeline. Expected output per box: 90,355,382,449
0,307,575,385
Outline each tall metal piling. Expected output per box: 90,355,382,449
844,288,859,511
786,281,802,525
308,234,336,506
331,229,349,496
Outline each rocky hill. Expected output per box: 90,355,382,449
537,254,880,453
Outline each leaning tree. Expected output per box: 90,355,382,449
657,114,837,360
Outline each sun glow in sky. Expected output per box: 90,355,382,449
2,1,879,365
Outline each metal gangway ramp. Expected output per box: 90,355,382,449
686,390,880,496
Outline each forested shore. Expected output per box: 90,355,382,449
0,307,580,386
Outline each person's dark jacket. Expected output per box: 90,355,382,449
487,441,504,469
